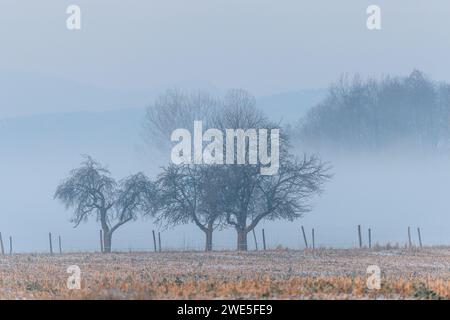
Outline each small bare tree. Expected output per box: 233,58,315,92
144,89,224,250
153,164,226,251
54,156,155,253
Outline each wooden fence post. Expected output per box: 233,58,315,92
312,228,315,250
158,232,162,252
417,227,423,248
58,235,62,254
358,225,362,248
99,230,104,253
9,236,12,255
262,229,266,251
301,226,308,249
152,230,157,252
49,232,53,254
252,229,258,251
408,226,412,248
0,232,4,255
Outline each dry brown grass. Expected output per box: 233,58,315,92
0,247,449,299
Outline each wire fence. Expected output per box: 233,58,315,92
0,225,447,255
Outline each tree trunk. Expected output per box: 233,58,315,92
237,229,248,251
202,220,214,252
99,209,112,253
205,229,213,252
103,231,112,253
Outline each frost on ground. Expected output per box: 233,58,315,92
0,248,449,299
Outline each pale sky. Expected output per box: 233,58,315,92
0,0,449,116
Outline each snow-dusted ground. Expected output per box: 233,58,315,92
0,247,449,299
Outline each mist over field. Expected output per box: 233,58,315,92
0,89,327,252
1,84,450,252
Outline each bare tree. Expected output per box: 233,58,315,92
153,164,226,251
144,89,218,150
222,155,330,250
214,89,330,250
54,156,155,253
144,89,224,250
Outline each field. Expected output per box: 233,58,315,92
0,248,449,299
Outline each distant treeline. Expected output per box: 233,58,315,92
297,70,450,151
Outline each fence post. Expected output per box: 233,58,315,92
417,227,423,248
312,228,315,250
252,229,258,251
368,228,372,249
152,230,157,252
48,232,53,254
158,232,161,252
262,229,266,251
99,230,104,253
358,225,362,248
301,226,308,249
408,226,412,248
9,236,12,255
0,232,4,255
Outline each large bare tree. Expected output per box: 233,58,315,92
222,155,329,250
54,156,155,253
214,89,330,250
